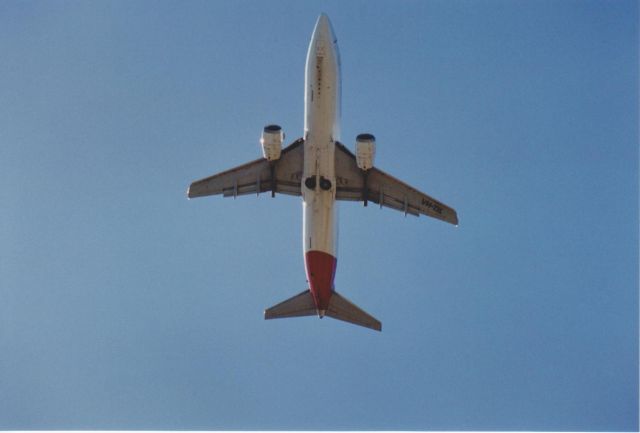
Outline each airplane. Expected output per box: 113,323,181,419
187,14,458,332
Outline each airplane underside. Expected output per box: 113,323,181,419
187,14,458,332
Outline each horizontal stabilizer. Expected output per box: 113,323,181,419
327,291,382,332
264,290,317,319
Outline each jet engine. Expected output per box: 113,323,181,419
261,124,284,161
355,133,376,171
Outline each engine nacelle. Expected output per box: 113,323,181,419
261,124,284,161
355,133,376,171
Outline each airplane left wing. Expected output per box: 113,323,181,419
188,138,304,199
334,141,458,225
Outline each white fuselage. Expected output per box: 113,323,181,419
188,13,453,331
302,14,341,312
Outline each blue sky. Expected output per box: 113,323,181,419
1,0,637,430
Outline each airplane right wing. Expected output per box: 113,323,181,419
334,141,458,225
188,138,304,199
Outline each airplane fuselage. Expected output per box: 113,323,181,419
302,15,340,315
188,13,458,332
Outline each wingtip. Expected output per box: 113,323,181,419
186,183,197,199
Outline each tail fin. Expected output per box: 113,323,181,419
327,291,382,332
264,289,382,332
264,290,317,319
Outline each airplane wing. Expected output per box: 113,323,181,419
334,141,458,225
188,138,304,199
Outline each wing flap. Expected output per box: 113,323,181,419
334,141,458,225
188,138,304,199
189,158,268,198
367,168,454,221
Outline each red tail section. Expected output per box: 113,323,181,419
265,250,381,331
304,250,337,310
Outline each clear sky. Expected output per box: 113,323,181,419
1,0,637,430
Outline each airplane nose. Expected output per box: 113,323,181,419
312,13,335,44
317,13,329,28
